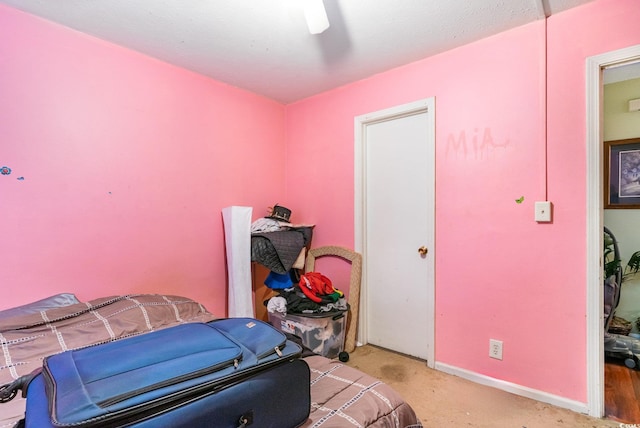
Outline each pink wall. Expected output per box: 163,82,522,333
284,0,640,403
0,4,286,317
2,0,640,407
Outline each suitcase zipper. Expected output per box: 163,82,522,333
97,345,283,408
159,348,300,402
52,337,282,412
95,356,242,408
256,342,285,360
103,354,302,428
208,318,287,360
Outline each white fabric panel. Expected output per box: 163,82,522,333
222,206,254,318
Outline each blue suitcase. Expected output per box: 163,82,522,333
14,318,310,427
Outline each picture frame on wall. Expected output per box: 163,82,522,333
604,138,640,209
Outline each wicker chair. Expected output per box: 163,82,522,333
305,246,362,353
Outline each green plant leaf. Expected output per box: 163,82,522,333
626,251,640,275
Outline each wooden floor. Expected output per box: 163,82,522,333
605,360,640,423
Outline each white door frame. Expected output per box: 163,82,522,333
354,97,436,368
586,44,640,417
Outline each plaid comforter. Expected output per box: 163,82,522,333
304,355,422,428
0,294,421,428
0,294,215,428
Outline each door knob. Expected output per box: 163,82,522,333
418,246,428,256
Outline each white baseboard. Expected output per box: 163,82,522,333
434,362,589,415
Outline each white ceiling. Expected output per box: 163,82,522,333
1,0,614,103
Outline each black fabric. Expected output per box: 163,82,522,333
272,289,348,316
251,227,313,274
277,289,322,313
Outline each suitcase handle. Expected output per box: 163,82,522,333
0,383,17,403
0,368,42,403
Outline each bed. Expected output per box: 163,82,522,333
0,293,422,428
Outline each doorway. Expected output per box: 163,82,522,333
354,98,435,367
586,44,640,418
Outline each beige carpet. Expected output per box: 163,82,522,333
346,345,619,428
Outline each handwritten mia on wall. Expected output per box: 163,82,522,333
445,128,510,160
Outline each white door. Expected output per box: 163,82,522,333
355,98,435,365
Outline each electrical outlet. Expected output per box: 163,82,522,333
489,339,503,360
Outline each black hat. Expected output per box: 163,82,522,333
267,204,291,222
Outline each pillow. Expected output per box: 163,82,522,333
0,293,80,321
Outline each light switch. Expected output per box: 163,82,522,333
535,201,552,222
